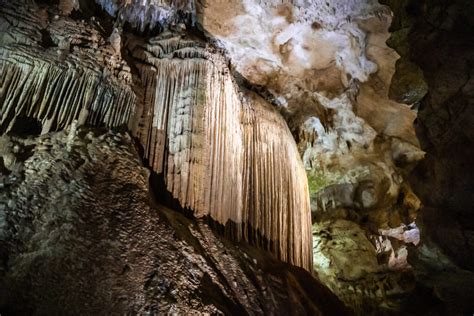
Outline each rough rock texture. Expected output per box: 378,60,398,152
70,0,429,313
0,128,349,315
382,0,474,313
193,1,425,313
397,0,474,270
312,220,416,314
1,0,314,273
96,0,195,31
129,33,313,271
0,0,136,135
2,0,473,314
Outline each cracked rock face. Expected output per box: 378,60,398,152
0,128,349,315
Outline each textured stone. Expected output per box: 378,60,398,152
0,129,349,315
0,1,136,135
131,34,313,271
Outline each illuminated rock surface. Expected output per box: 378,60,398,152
0,129,348,315
1,0,473,314
132,34,312,270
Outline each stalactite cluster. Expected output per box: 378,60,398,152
0,0,313,272
132,34,313,271
0,1,136,134
96,0,196,31
0,52,135,134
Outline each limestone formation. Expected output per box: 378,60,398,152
1,0,314,273
96,0,196,31
132,34,313,271
0,1,136,135
1,0,473,314
191,0,429,313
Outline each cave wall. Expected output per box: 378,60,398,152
0,0,314,272
111,0,430,313
383,0,474,272
195,1,427,312
0,128,348,315
2,0,473,314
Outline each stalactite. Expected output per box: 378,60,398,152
96,0,196,31
0,1,136,134
135,35,312,271
0,56,136,134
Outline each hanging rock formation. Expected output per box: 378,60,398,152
191,0,427,312
0,0,314,273
131,34,313,271
3,0,473,314
96,0,196,31
0,0,136,135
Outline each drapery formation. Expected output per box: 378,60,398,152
0,50,135,134
0,1,136,134
0,0,312,270
134,35,313,270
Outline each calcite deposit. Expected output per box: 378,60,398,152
190,0,426,312
1,0,473,314
0,1,136,135
131,33,312,270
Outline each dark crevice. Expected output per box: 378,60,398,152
39,29,56,48
8,117,42,137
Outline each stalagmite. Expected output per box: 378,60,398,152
134,35,313,271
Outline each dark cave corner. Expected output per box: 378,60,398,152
381,0,474,313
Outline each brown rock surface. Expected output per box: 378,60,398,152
0,128,349,315
0,0,136,135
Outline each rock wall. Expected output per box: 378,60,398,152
382,0,474,313
0,0,314,273
3,0,472,314
194,0,426,313
388,0,474,271
0,128,349,315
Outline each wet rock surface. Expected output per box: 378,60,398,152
0,128,349,315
